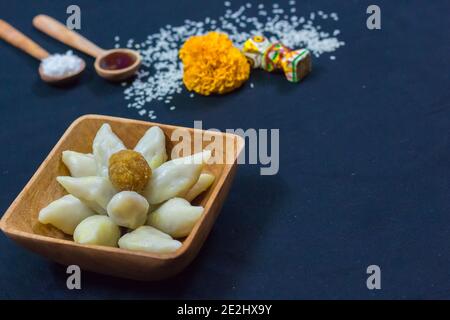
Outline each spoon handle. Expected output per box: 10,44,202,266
33,15,105,58
0,19,49,60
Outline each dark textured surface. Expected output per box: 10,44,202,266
1,0,450,299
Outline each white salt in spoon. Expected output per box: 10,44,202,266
33,15,141,82
0,19,85,85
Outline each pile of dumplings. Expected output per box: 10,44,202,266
38,123,215,254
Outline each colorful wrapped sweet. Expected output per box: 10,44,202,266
242,35,312,83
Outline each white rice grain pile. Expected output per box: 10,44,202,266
117,1,345,118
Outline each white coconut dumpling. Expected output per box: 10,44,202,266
62,151,97,177
74,215,121,247
183,173,215,202
118,226,182,254
134,126,168,169
107,191,149,229
143,150,211,205
56,176,116,214
147,197,204,238
92,123,125,177
38,195,95,235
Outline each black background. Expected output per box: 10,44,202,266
1,0,450,299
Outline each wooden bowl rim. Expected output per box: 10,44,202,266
0,114,245,261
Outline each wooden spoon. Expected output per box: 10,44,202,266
33,15,141,82
0,19,85,85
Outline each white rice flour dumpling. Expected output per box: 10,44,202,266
74,215,121,247
38,194,95,235
147,197,204,238
62,151,97,177
134,126,168,170
92,123,125,177
183,173,215,202
107,191,149,229
118,226,182,253
143,150,211,205
56,176,116,214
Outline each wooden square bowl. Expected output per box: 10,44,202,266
0,115,244,281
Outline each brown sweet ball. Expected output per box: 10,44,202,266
108,150,151,192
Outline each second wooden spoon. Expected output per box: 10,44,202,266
33,15,141,82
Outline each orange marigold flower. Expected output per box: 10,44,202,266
179,32,250,95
